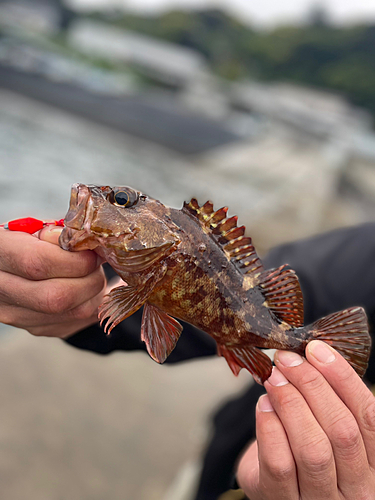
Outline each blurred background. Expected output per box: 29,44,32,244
0,0,375,498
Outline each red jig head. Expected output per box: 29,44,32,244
1,218,64,234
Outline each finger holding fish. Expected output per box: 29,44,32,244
0,226,100,280
0,266,105,315
0,226,106,337
263,366,338,499
256,344,375,499
237,396,299,500
304,341,375,471
238,348,375,499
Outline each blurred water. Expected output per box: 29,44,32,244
0,88,196,223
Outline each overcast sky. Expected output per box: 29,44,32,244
67,0,375,27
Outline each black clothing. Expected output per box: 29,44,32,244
66,222,375,499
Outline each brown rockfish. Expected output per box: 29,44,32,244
59,184,371,384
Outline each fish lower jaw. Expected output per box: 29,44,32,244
59,227,98,251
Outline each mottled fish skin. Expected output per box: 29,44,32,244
59,184,371,384
148,208,302,350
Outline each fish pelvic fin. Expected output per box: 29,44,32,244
182,198,264,277
218,344,272,385
258,265,304,328
306,306,371,378
141,302,183,363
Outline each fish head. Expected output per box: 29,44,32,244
59,184,180,272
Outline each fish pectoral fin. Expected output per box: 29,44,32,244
218,345,272,385
116,241,176,272
258,264,304,328
141,302,183,363
98,264,168,335
98,284,151,335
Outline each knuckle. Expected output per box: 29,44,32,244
264,460,295,483
352,484,374,500
71,300,99,321
336,363,356,386
20,252,48,280
0,309,15,326
42,284,73,315
92,268,106,291
73,252,97,277
298,439,333,475
277,391,303,411
26,327,42,337
298,367,324,391
330,418,360,451
362,396,375,432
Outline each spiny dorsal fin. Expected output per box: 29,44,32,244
258,265,304,328
183,198,264,277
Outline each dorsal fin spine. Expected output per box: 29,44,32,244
211,208,228,225
183,198,265,277
223,226,246,240
202,201,214,214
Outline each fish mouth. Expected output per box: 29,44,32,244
59,184,98,251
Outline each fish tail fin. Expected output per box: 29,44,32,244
305,306,371,378
218,344,273,385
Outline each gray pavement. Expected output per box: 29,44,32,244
0,328,246,500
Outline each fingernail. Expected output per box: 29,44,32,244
48,226,63,233
267,366,289,387
276,350,303,367
258,394,274,412
38,225,63,243
308,340,336,364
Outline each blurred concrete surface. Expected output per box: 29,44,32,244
0,327,248,500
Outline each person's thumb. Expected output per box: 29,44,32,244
38,225,63,245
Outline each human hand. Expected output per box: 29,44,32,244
237,341,375,499
0,225,106,338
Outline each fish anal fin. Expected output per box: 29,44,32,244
141,302,183,363
99,285,148,335
217,344,242,376
182,198,264,276
258,265,304,328
218,345,272,384
307,306,371,378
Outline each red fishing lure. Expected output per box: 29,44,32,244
0,217,64,234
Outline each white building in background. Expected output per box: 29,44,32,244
230,81,372,140
0,0,62,34
68,19,208,87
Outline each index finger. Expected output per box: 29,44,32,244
306,340,375,469
0,228,100,280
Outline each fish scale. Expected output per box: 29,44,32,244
59,183,372,384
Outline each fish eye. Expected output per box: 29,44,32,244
114,191,129,206
107,188,138,208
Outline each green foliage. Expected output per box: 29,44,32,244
92,9,375,116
